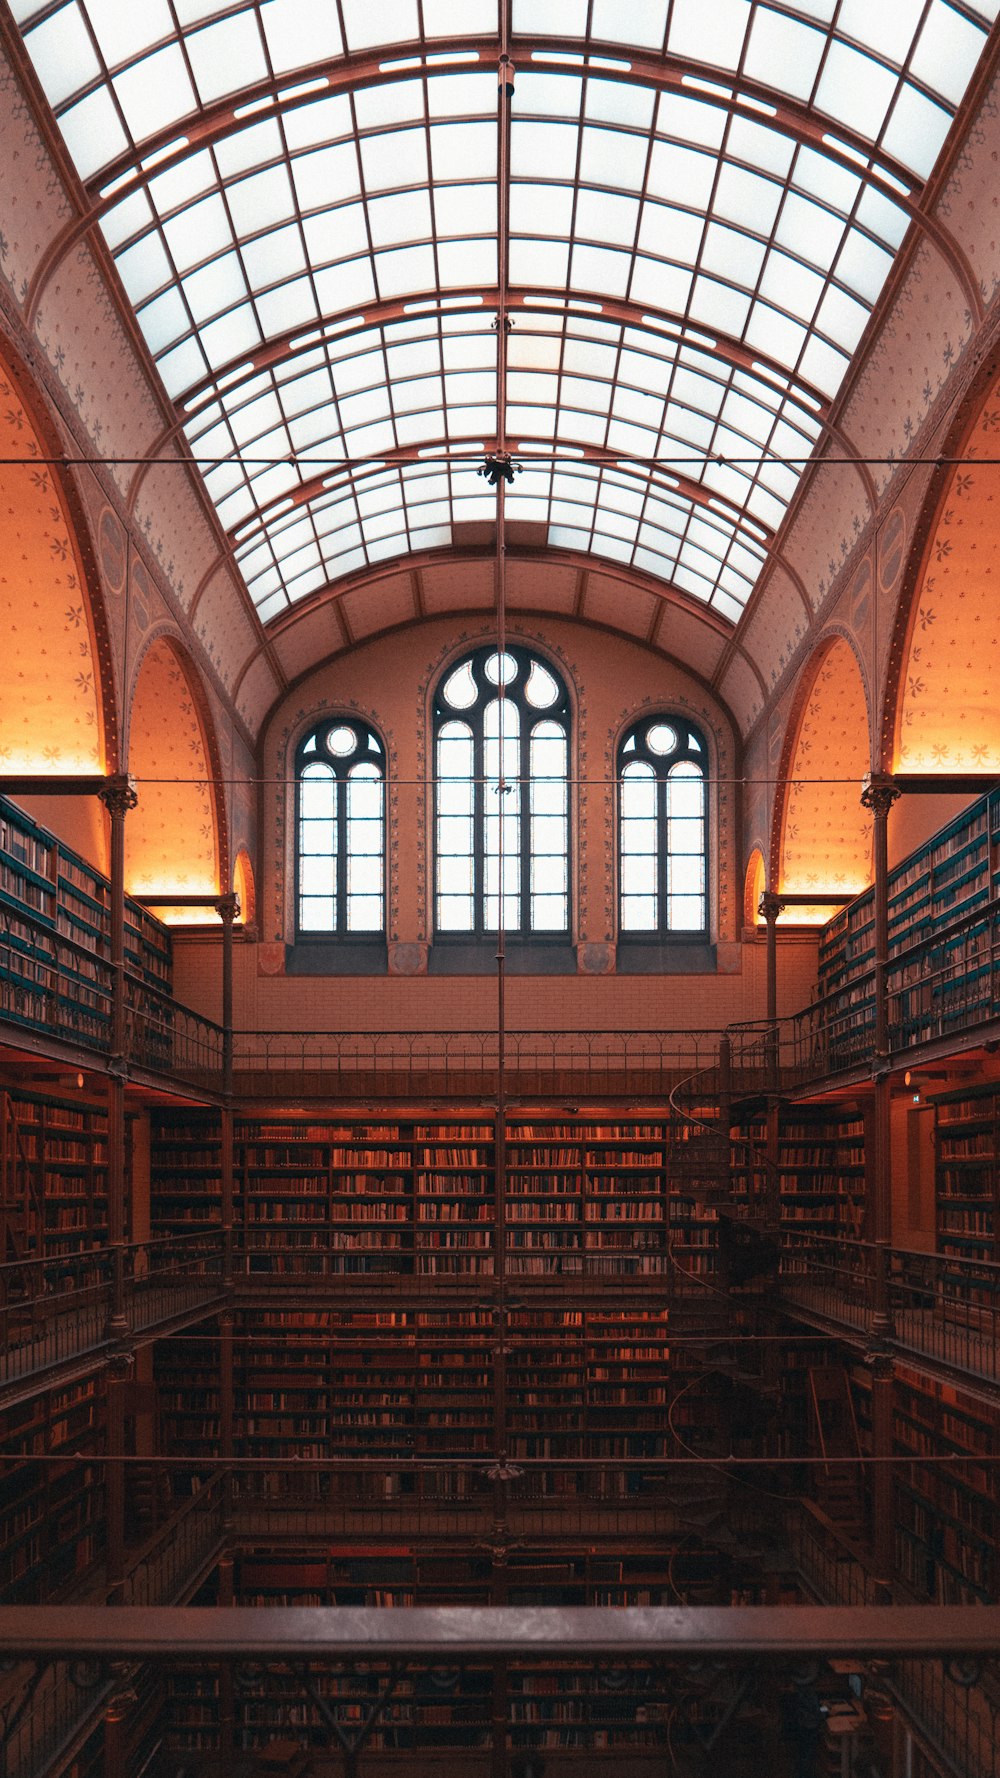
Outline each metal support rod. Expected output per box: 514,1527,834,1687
759,890,785,1086
216,894,238,1287
217,1560,235,1778
100,776,137,1342
861,776,900,1059
105,1357,129,1607
870,1352,896,1600
491,3,514,1494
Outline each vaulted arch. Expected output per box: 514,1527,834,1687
774,636,872,907
125,636,224,918
890,368,1000,773
0,345,114,777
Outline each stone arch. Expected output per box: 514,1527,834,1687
744,848,766,928
773,634,873,905
125,634,226,916
0,341,117,778
886,363,1000,772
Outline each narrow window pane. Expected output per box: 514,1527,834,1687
439,894,474,929
300,896,336,931
345,761,383,931
668,895,704,930
299,759,336,930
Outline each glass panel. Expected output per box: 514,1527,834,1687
621,895,657,932
646,723,677,756
667,896,704,931
484,651,519,686
441,660,478,709
328,726,358,756
299,763,337,931
524,660,559,708
300,897,336,931
436,719,475,932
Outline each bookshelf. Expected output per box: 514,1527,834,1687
149,1107,222,1237
0,1089,109,1260
816,788,1000,1048
0,794,173,1050
931,1083,1000,1266
148,1109,708,1283
0,1374,102,1600
891,1367,998,1605
775,1106,868,1237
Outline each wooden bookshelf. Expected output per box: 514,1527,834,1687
150,1107,222,1237
776,1106,868,1237
816,788,1000,1050
0,795,173,1049
0,1374,102,1601
891,1367,998,1606
931,1083,1000,1266
1,1089,109,1260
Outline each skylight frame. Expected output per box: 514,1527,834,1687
14,0,1000,628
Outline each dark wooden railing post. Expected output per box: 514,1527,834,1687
106,1349,131,1606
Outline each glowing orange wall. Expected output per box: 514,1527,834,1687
125,638,219,915
896,375,1000,771
0,356,106,781
778,637,872,904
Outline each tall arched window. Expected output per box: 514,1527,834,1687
618,717,707,935
434,646,570,936
296,720,385,935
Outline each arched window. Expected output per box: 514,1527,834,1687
296,720,385,935
434,646,570,937
618,717,707,935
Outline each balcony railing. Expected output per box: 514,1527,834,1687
778,1232,1000,1386
0,902,224,1087
232,1026,725,1098
789,1502,1000,1778
0,1234,225,1398
2,1473,227,1778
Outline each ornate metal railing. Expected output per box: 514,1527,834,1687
789,1502,1000,1778
1,1474,227,1778
232,1025,725,1097
0,1235,225,1397
778,1233,1000,1386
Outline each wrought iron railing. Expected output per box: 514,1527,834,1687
123,974,223,1087
1,1473,227,1778
789,1502,1000,1778
232,1026,725,1096
777,1232,1000,1386
0,1235,225,1395
122,1469,227,1609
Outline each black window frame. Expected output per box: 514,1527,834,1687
617,715,709,942
294,718,386,945
432,644,572,944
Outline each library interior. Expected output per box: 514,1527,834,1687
3,2,1000,1775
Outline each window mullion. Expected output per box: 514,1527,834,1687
474,716,486,940
659,768,670,932
336,771,347,935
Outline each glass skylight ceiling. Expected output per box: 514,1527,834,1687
15,0,999,627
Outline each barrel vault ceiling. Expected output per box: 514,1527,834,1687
11,0,1000,712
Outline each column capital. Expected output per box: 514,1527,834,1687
99,773,138,818
215,891,240,923
758,889,786,922
860,773,900,817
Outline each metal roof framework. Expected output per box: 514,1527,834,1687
12,0,1000,633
